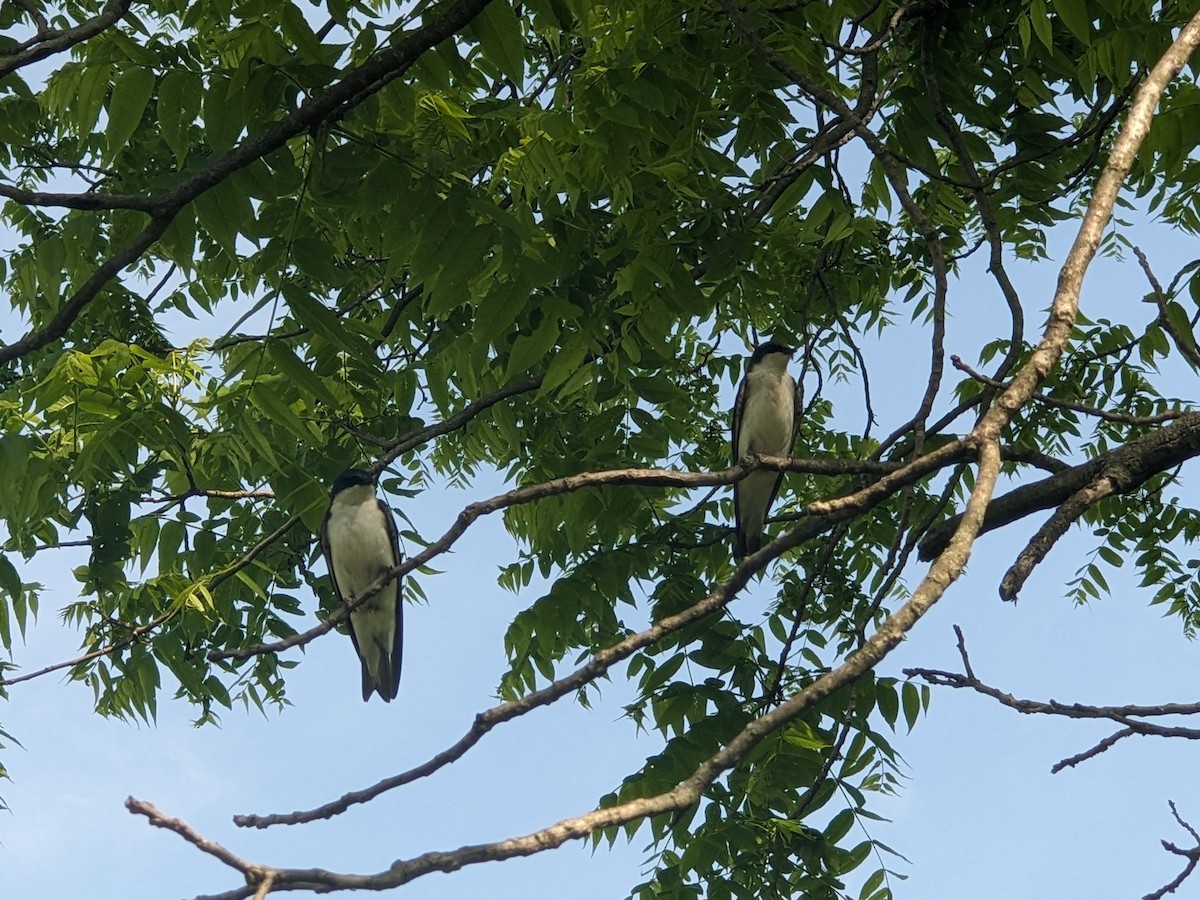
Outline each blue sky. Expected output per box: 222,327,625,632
3,212,1200,899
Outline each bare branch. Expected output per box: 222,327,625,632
1146,801,1200,899
907,629,1200,772
126,797,274,891
1052,727,1138,773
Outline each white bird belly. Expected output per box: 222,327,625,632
738,371,795,457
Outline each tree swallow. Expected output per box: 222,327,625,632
320,469,404,702
732,341,799,558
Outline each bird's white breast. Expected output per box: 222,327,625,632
327,492,396,601
738,368,796,457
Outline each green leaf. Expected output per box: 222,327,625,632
250,382,311,442
158,69,202,166
1053,0,1092,44
282,283,380,368
902,681,922,731
506,317,559,380
473,2,525,84
877,680,899,729
825,808,855,844
106,67,156,160
267,342,339,406
1030,0,1054,50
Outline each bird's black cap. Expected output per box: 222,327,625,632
749,341,797,365
330,469,374,497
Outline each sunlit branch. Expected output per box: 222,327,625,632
147,441,1002,892
972,10,1200,441
233,435,998,828
210,451,938,664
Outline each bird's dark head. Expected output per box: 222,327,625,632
749,340,797,368
329,469,375,498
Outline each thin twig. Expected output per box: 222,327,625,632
952,354,1183,426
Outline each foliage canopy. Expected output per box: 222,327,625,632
3,0,1200,896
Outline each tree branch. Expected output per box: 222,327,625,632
906,627,1200,773
1146,801,1200,900
918,413,1200,562
145,435,1003,892
0,0,134,76
209,449,947,664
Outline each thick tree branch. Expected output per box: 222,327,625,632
0,214,173,364
918,412,1200,562
972,10,1200,442
0,182,157,212
209,449,947,664
0,0,134,76
998,473,1117,602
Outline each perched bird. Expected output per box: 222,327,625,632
320,469,404,702
732,341,800,558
